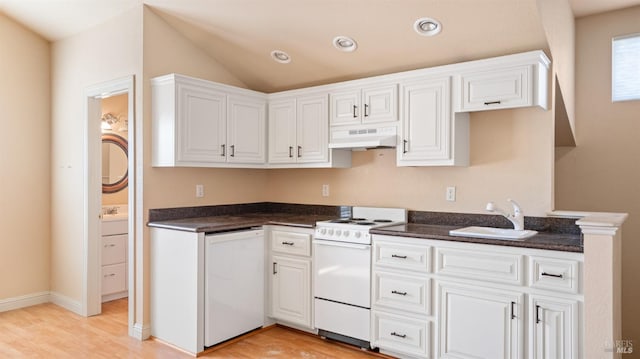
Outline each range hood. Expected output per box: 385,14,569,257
329,126,397,150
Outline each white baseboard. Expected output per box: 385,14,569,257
50,291,82,315
0,291,50,313
132,322,151,340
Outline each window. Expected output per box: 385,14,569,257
612,33,640,102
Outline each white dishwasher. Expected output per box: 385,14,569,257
204,229,264,347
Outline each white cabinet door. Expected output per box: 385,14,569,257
297,94,329,163
176,83,227,163
227,95,266,164
459,65,532,112
330,89,360,126
362,84,397,124
268,98,297,163
271,255,312,328
438,281,523,359
398,76,451,165
529,295,579,359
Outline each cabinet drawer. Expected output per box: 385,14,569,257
102,263,126,295
373,241,431,273
459,65,532,112
101,219,127,236
102,234,127,265
271,230,311,256
372,310,430,358
373,271,431,315
435,247,523,285
529,256,580,294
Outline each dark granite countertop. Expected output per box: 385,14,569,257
148,212,336,233
370,223,583,253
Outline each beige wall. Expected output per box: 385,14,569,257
101,93,129,206
50,6,143,304
555,5,640,352
267,106,554,216
140,6,268,324
0,12,51,300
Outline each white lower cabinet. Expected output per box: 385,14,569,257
371,234,583,359
268,226,313,329
101,219,128,302
529,295,579,359
438,281,523,359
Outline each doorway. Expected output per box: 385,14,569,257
83,76,135,336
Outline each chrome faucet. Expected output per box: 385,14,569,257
486,199,524,231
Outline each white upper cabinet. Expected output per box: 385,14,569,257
267,93,351,168
397,76,469,167
152,74,266,167
330,84,398,126
456,51,550,112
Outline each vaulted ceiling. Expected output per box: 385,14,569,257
1,0,639,92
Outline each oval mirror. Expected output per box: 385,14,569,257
102,134,128,193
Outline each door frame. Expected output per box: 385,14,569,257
83,76,135,334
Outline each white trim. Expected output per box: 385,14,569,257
0,292,50,313
132,322,151,340
50,291,83,315
83,76,135,340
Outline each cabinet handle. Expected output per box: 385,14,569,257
289,146,293,158
297,146,302,158
104,244,116,248
273,262,277,274
402,140,408,154
535,305,541,324
484,100,501,105
104,273,116,278
353,105,358,118
230,145,235,157
390,332,407,339
391,254,407,259
541,272,564,279
391,290,407,296
281,241,294,246
364,103,369,117
221,144,226,156
510,301,516,319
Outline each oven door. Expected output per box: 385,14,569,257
313,239,371,308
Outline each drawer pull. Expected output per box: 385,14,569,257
390,332,407,339
104,273,116,278
391,290,407,296
541,272,564,279
281,241,295,246
484,100,502,105
104,244,116,248
391,254,407,259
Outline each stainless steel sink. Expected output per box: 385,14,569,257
448,226,538,241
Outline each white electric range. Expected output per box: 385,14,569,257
313,207,407,348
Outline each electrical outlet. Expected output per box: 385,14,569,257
196,184,204,198
446,186,456,201
322,184,330,197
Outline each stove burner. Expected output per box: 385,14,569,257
374,219,393,223
350,217,366,221
330,219,352,223
355,221,376,226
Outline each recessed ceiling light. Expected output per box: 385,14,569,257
414,17,442,36
333,36,358,52
271,50,291,63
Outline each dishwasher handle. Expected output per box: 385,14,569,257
313,239,370,250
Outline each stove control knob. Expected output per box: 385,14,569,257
328,229,334,235
354,232,361,238
343,230,350,237
335,229,342,236
319,228,326,235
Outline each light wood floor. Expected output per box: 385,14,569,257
0,299,384,358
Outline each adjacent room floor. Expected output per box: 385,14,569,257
0,299,382,358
